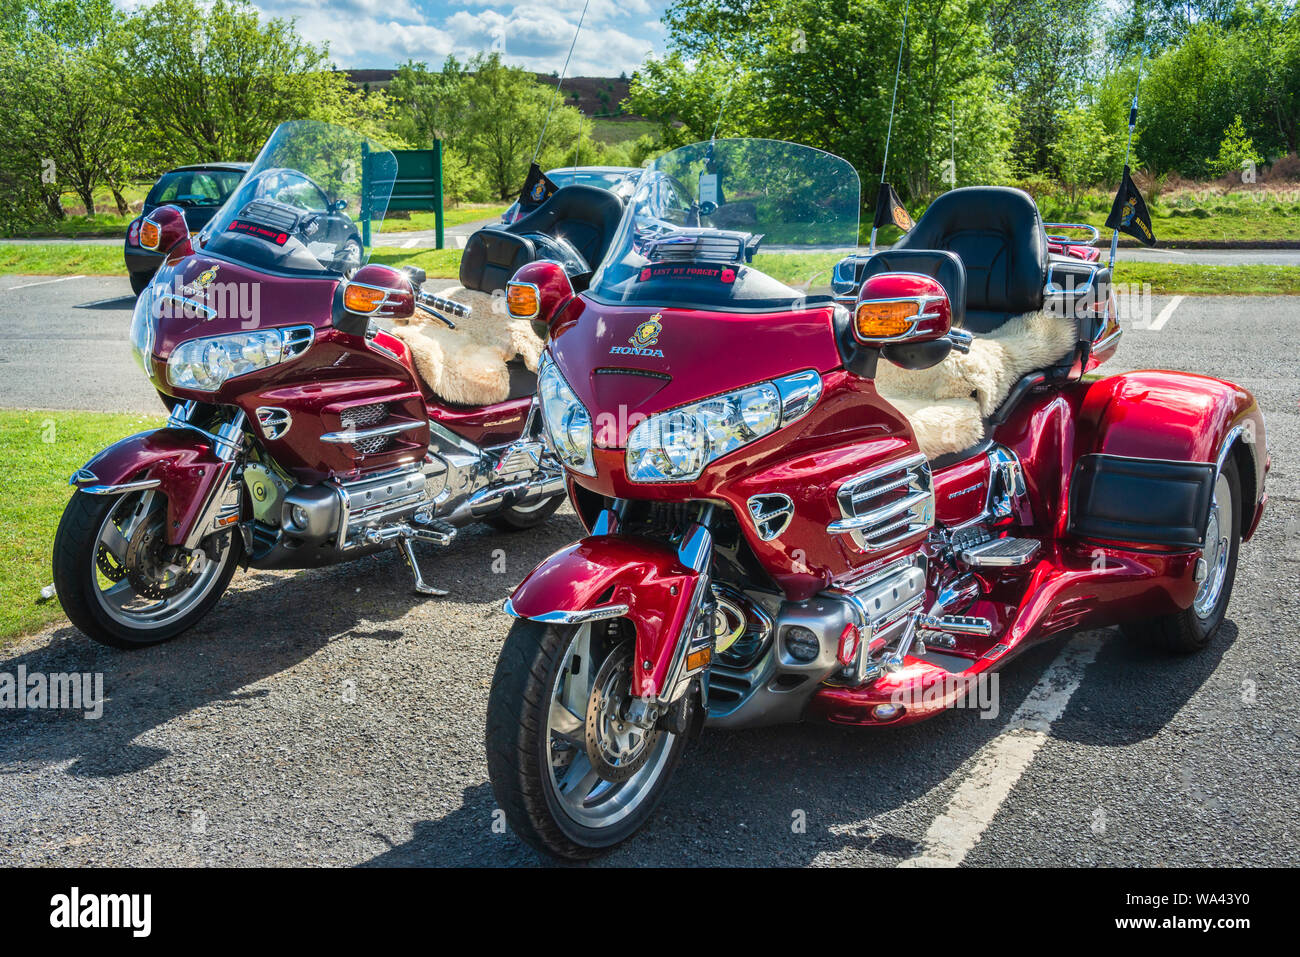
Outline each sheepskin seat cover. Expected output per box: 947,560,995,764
389,285,546,406
875,310,1077,460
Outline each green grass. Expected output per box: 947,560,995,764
370,246,463,277
378,204,508,234
0,243,124,275
0,409,164,645
1114,262,1300,295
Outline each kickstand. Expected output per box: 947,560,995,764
400,538,448,596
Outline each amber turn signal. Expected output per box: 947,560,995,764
854,299,918,339
139,219,161,251
686,646,712,673
343,283,387,314
506,281,540,320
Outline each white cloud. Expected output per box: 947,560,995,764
111,0,667,73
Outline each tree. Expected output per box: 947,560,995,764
109,0,364,167
1207,114,1264,177
1051,105,1116,204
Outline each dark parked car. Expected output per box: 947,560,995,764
124,162,249,294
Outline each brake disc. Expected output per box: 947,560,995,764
585,645,661,784
124,517,201,601
95,543,127,582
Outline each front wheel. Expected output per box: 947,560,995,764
1121,457,1241,654
53,488,240,649
486,617,692,860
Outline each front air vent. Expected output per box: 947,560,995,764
340,402,391,455
747,494,794,541
829,453,934,552
255,406,292,440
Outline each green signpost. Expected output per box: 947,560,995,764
389,142,445,249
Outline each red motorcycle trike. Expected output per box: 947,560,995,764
52,121,588,648
485,138,1268,858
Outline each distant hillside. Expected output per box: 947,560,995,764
342,69,642,121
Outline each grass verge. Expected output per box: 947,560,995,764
0,409,164,645
378,204,508,233
0,243,123,276
1114,262,1300,295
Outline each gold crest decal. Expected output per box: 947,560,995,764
629,314,662,347
195,264,220,288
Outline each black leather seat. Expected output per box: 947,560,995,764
459,185,624,294
894,186,1048,333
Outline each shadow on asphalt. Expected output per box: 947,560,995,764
0,499,1235,865
358,619,1236,867
74,296,135,310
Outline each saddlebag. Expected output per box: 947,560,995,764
1067,453,1216,549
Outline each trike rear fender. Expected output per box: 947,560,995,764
71,428,234,547
1076,370,1268,541
505,535,701,699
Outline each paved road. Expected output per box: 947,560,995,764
0,284,1296,866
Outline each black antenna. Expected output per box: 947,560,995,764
1108,48,1145,271
870,0,910,253
531,0,592,165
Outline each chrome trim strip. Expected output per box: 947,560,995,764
74,478,161,495
501,598,630,624
320,420,424,444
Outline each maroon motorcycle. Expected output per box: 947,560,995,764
484,137,1268,859
53,121,574,648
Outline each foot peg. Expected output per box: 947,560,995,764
960,536,1039,569
411,514,457,546
916,613,994,637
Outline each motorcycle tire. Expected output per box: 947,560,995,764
53,490,241,649
482,493,565,532
485,617,692,860
1121,457,1241,654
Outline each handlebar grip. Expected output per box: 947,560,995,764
419,292,471,319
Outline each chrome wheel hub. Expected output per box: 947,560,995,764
1193,473,1233,619
544,625,675,830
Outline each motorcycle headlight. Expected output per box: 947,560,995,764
626,370,822,483
167,328,298,392
538,353,595,476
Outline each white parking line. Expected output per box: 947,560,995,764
898,632,1104,868
401,237,421,249
4,275,85,291
1149,295,1185,332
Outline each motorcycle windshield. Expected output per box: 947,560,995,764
198,120,397,277
588,138,860,311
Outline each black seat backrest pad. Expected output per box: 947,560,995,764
459,184,624,294
459,229,537,294
508,185,624,270
897,187,1047,321
857,249,967,330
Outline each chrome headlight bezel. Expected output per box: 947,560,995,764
165,325,313,393
625,369,823,483
537,352,596,476
129,285,157,382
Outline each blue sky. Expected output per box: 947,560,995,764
210,0,673,74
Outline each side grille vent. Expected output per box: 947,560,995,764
341,403,391,455
747,493,794,541
829,453,934,552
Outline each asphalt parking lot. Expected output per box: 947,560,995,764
0,275,1296,866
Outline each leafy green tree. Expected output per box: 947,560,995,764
109,0,365,167
1207,114,1264,176
1051,105,1116,204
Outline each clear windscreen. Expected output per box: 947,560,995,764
589,138,860,310
199,120,397,276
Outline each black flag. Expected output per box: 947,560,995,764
872,182,913,233
1105,166,1156,246
518,162,558,211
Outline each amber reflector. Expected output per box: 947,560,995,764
686,646,712,672
139,220,161,250
343,283,387,314
855,299,917,339
506,282,539,320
